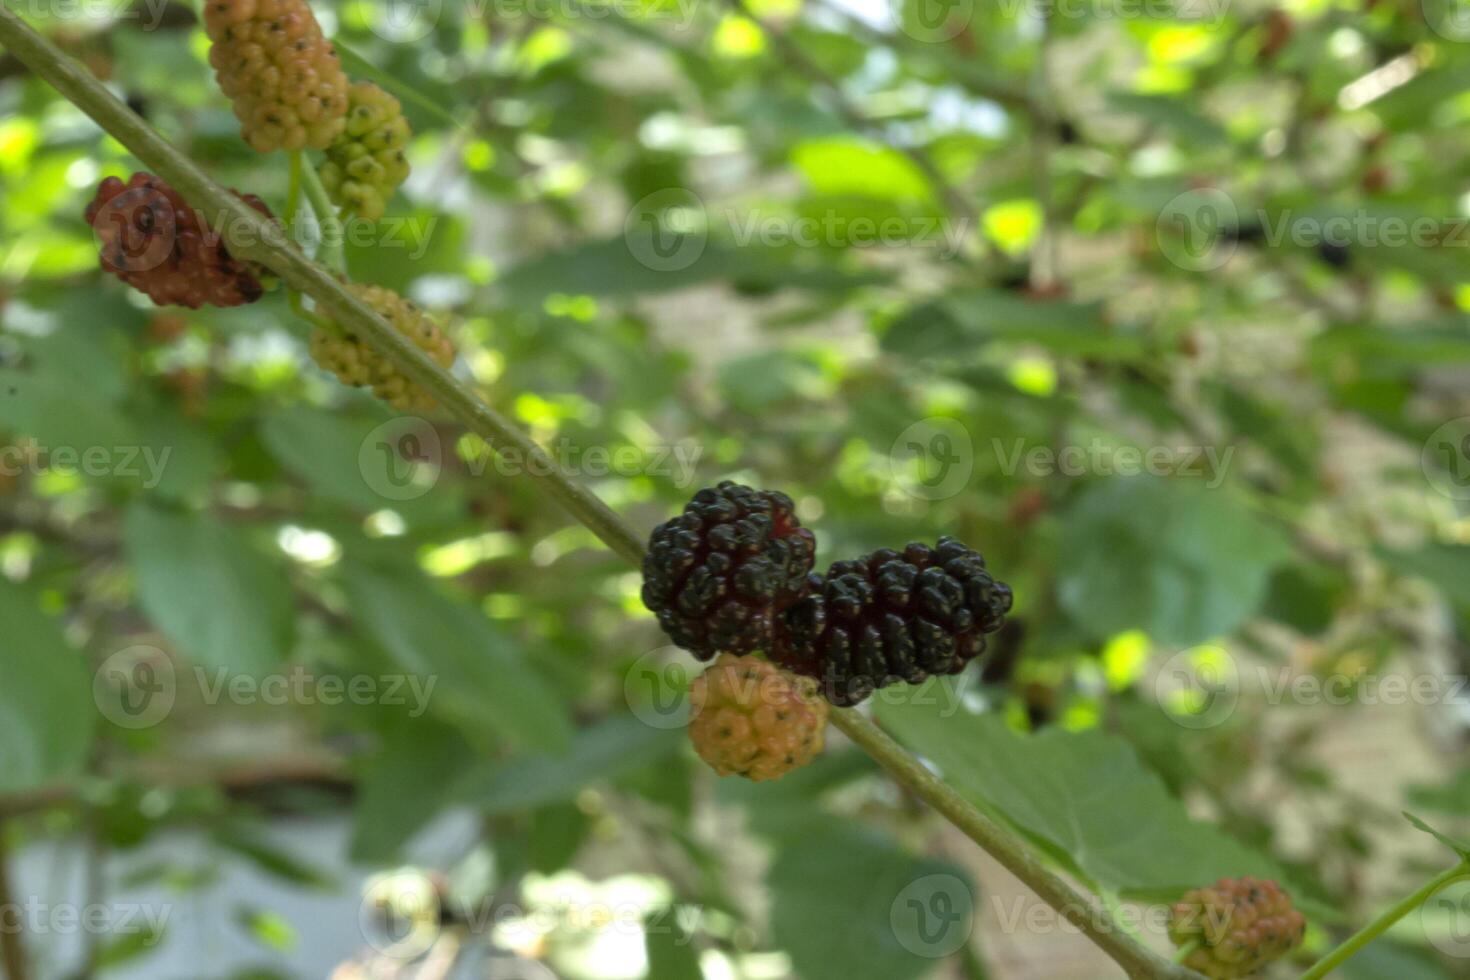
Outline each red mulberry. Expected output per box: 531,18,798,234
84,173,273,309
1169,877,1307,979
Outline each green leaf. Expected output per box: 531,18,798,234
875,695,1298,902
1403,811,1470,861
1378,545,1470,609
792,137,936,205
339,563,573,751
0,582,95,793
883,291,1147,362
1057,476,1292,646
123,503,295,676
645,905,704,980
258,407,461,524
769,822,973,980
352,715,475,863
453,715,679,814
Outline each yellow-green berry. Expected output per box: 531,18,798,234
317,82,412,220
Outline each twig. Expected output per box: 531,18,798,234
0,9,1198,978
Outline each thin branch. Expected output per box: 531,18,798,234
0,9,1198,978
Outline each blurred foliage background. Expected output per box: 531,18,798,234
2,0,1470,976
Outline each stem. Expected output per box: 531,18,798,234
828,710,1196,980
1298,862,1470,980
0,9,1195,979
298,160,344,274
0,821,30,980
1172,940,1199,965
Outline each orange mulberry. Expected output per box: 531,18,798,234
203,0,349,153
688,654,828,782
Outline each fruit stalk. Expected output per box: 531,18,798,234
0,8,1198,978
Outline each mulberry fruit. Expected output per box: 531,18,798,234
203,0,349,153
85,173,273,309
688,654,827,781
318,82,412,220
642,483,817,661
1169,877,1306,979
308,283,455,412
774,538,1012,706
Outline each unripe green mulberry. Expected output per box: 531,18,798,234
318,82,412,220
203,0,349,153
309,283,454,412
1169,877,1306,979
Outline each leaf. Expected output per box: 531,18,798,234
352,715,475,863
258,407,462,524
883,291,1147,362
453,715,680,814
875,695,1301,902
792,137,937,205
339,563,573,751
1057,476,1292,646
214,828,336,888
0,582,95,793
1403,812,1470,861
123,503,295,676
645,906,704,980
769,822,974,980
1378,545,1470,609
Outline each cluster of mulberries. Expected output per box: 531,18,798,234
308,283,455,412
688,654,828,782
1169,877,1307,979
642,486,1013,710
84,173,273,309
777,538,1012,707
202,0,349,153
641,483,817,661
318,82,412,220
